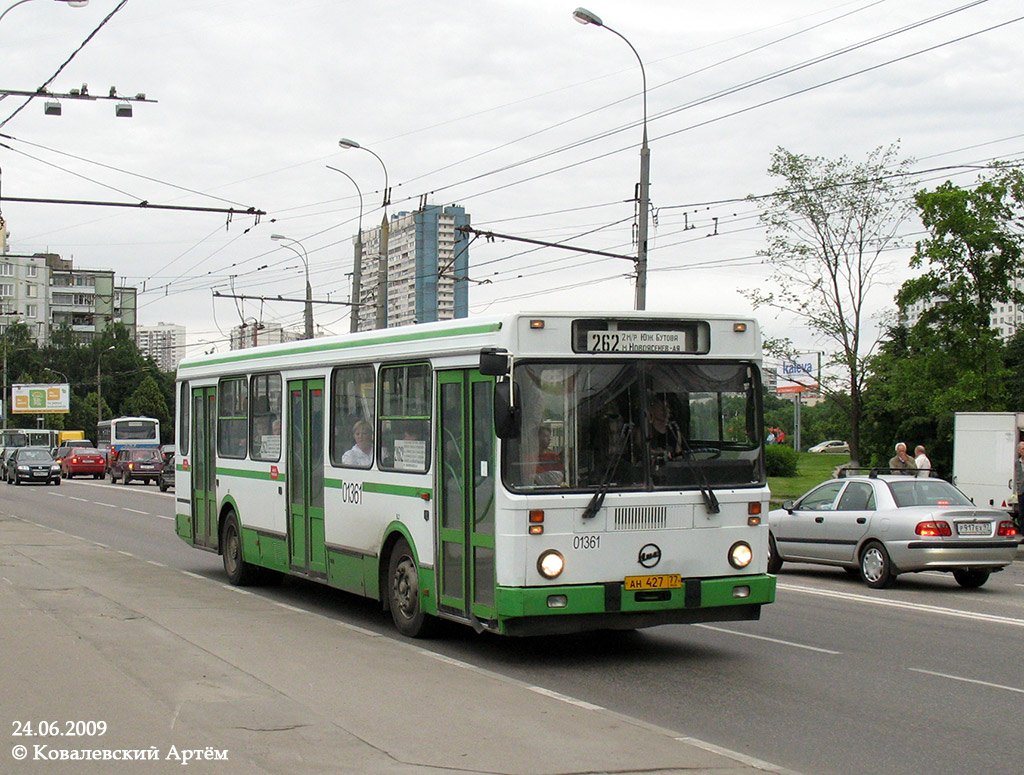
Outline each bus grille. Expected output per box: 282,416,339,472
614,506,668,530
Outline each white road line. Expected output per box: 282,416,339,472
180,571,204,580
96,503,117,508
123,508,150,515
528,685,605,711
68,496,90,503
909,668,1024,695
779,582,1024,629
694,623,842,654
117,551,133,557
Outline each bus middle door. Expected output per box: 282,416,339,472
287,379,327,576
437,370,496,626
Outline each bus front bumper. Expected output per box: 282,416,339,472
493,573,776,636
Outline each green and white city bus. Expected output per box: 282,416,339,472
175,312,775,637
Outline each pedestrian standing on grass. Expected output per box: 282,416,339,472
889,442,918,475
914,445,931,478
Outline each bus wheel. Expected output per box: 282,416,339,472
387,538,434,637
221,511,258,586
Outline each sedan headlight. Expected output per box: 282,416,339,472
17,465,29,472
537,550,565,579
51,464,60,472
729,541,753,569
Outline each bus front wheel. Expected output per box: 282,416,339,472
387,538,434,638
221,512,258,586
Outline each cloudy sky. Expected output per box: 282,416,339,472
2,0,1022,355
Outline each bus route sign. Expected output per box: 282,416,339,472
587,330,687,354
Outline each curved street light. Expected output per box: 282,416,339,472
0,0,88,26
338,138,391,329
270,234,314,340
96,344,114,427
573,6,650,310
326,165,365,333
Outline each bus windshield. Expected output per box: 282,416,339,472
504,361,763,492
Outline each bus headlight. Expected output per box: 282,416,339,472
537,550,565,579
729,542,753,569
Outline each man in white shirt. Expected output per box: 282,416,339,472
914,445,931,478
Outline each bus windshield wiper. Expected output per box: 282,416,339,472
582,421,633,520
677,435,721,514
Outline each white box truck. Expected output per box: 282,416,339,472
952,412,1024,510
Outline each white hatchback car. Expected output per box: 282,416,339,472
768,472,1020,588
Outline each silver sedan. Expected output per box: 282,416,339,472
768,473,1020,588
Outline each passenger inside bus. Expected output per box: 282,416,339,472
533,423,564,486
341,420,373,467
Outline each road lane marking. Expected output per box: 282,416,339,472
123,508,150,515
528,685,605,711
779,583,1024,629
694,624,842,654
96,502,117,508
909,668,1024,695
69,496,90,502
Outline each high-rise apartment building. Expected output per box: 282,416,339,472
137,322,186,371
900,276,1024,340
352,204,470,332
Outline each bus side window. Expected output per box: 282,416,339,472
331,365,375,469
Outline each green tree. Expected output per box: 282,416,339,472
896,169,1024,407
122,375,171,440
744,144,913,464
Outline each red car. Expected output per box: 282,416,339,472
61,447,107,480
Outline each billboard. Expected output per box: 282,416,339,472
776,355,819,394
11,383,70,414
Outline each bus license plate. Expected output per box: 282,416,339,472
624,574,682,591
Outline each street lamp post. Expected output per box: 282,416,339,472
325,165,365,333
96,344,114,428
270,234,314,339
0,0,88,25
573,7,650,310
338,138,390,330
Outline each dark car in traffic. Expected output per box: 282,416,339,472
5,447,61,486
158,450,175,492
59,447,107,479
108,447,163,485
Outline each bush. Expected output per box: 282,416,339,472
765,444,799,477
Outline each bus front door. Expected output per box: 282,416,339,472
191,386,218,550
437,370,496,625
287,379,326,576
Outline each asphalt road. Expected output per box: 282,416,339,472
4,477,1022,775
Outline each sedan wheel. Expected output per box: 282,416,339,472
860,541,895,589
952,569,990,589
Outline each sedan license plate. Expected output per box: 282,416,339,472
624,574,682,591
956,522,990,536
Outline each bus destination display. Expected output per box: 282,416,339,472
587,330,688,354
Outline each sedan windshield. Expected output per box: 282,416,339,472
503,361,763,492
132,450,161,461
20,450,53,463
887,479,973,507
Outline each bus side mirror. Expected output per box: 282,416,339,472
479,348,510,377
494,381,521,440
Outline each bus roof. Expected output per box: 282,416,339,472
176,311,761,380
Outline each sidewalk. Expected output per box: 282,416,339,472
0,515,793,775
